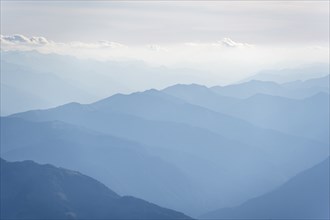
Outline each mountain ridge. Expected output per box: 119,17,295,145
1,158,191,219
201,157,330,219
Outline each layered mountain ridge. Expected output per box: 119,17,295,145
0,158,191,219
202,157,329,219
1,64,329,217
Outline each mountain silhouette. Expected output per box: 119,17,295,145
1,117,202,216
210,75,329,99
202,157,329,219
7,87,329,215
163,82,329,144
0,158,191,219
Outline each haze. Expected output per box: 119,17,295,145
1,1,329,84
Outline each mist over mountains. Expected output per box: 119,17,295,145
243,64,329,83
1,50,328,115
1,158,191,219
0,50,329,219
202,157,329,219
0,50,209,115
1,0,329,218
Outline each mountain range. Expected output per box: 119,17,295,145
3,73,329,215
163,82,329,144
0,50,209,115
211,75,329,99
241,63,329,83
1,50,328,115
202,157,329,219
1,158,191,219
1,56,328,218
1,117,204,215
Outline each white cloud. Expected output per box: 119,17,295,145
220,38,254,48
1,34,52,46
1,34,30,43
1,34,253,51
98,41,124,48
1,34,127,50
2,1,328,45
147,44,168,52
184,38,254,49
0,34,328,84
67,40,125,49
30,36,51,45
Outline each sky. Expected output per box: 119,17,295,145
1,1,329,82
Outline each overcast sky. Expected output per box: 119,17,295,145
1,1,329,45
1,1,329,82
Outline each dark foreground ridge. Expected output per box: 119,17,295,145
0,158,191,219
